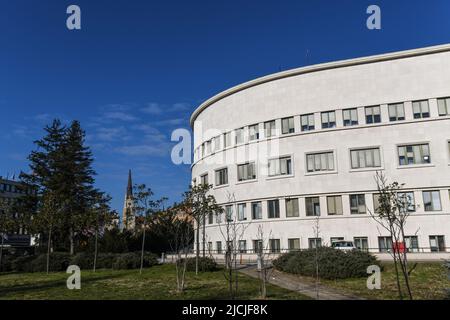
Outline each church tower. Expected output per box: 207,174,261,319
122,170,135,231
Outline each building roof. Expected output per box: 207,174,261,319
190,43,450,128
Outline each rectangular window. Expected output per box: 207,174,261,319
200,173,209,186
253,240,263,254
268,199,280,218
208,212,214,224
249,124,259,141
238,240,247,253
343,108,358,126
305,197,320,216
288,238,300,251
281,117,295,134
388,103,405,121
404,236,419,253
327,195,343,215
207,242,213,254
423,191,442,211
237,203,247,221
206,140,212,154
397,192,416,213
301,114,315,131
237,162,256,182
350,148,381,169
350,194,366,214
213,136,221,152
354,237,369,252
331,237,344,244
235,128,244,144
269,239,281,253
216,241,222,254
224,132,232,148
308,238,322,249
321,111,336,129
438,97,450,116
398,144,430,165
429,235,446,252
225,205,233,222
251,202,262,220
268,156,292,176
285,198,299,217
215,168,228,186
412,100,430,119
306,152,334,172
264,120,276,138
373,194,381,213
216,211,222,224
365,106,381,124
378,236,393,253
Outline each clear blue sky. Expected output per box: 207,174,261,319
1,0,449,215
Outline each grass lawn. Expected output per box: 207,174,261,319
0,264,310,300
316,262,450,300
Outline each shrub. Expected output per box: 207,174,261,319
273,247,381,280
11,255,35,273
112,252,158,270
182,257,218,272
95,253,117,269
0,255,15,272
70,252,95,270
31,252,71,272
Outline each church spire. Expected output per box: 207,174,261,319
127,169,133,198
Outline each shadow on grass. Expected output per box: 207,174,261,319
0,273,125,296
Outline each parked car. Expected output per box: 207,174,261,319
331,240,356,251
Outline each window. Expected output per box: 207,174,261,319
327,196,343,215
216,241,222,254
268,156,292,177
365,106,381,124
225,205,233,222
398,144,430,165
378,236,393,253
215,168,228,186
213,136,221,152
207,242,213,254
237,162,256,182
285,198,299,217
253,240,263,254
321,111,336,129
397,192,416,213
388,103,405,121
200,173,209,186
404,236,419,253
269,239,281,253
373,194,381,213
264,120,276,138
354,237,369,251
350,148,381,169
201,143,206,157
237,203,247,221
281,117,295,134
438,97,450,116
268,199,280,218
206,140,212,154
216,211,222,224
306,152,334,172
350,194,366,214
412,100,430,119
249,124,259,141
343,108,358,126
224,132,232,148
238,240,247,253
301,114,315,131
423,191,442,211
429,235,446,252
235,128,244,144
208,212,214,224
251,202,262,220
288,238,300,251
308,238,322,249
305,197,320,216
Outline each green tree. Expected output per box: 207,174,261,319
0,195,16,271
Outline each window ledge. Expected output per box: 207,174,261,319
266,174,295,181
236,179,258,185
213,184,229,190
304,170,338,177
397,164,435,170
349,167,384,173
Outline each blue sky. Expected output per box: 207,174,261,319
1,0,450,215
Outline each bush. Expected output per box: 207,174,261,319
0,255,15,272
112,252,158,270
182,257,218,272
95,253,117,269
11,255,35,273
31,252,71,272
70,252,95,270
273,247,381,280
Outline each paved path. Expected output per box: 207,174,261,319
239,265,364,300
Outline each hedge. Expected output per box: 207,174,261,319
180,257,218,272
273,247,381,280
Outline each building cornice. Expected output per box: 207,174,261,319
190,43,450,128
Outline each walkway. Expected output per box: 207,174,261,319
239,265,364,300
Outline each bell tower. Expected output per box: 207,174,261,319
122,170,135,231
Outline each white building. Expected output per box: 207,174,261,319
190,44,450,258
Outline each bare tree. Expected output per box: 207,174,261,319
369,171,416,300
255,225,273,299
312,214,321,299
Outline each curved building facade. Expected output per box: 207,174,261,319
191,44,450,256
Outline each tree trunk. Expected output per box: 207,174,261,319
195,221,200,275
399,227,413,299
0,233,4,272
47,228,52,275
202,214,206,259
69,228,74,255
93,229,98,272
140,226,146,275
